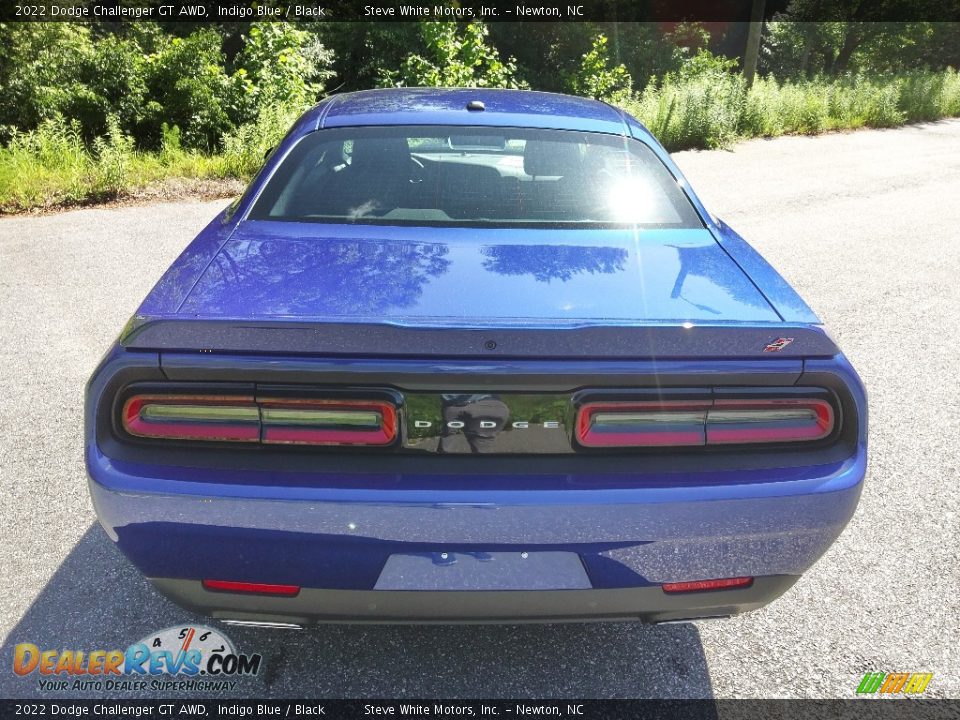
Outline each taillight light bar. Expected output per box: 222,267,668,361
576,400,710,448
261,399,396,446
123,395,260,443
121,394,397,447
706,398,833,445
577,396,834,448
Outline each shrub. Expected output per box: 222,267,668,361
942,68,960,116
0,25,97,142
221,103,305,179
675,47,740,80
621,68,960,150
68,34,149,141
0,113,227,212
899,69,960,122
624,67,745,150
380,21,527,89
141,30,237,151
0,25,150,144
0,116,93,209
776,80,829,133
92,116,135,196
232,23,334,124
567,34,632,102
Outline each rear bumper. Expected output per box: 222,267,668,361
88,441,865,623
150,576,800,625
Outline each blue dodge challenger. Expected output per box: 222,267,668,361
86,88,867,626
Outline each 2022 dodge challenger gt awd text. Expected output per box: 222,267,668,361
86,88,867,626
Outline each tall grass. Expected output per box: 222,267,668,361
0,115,235,212
621,68,960,151
0,103,310,212
220,103,307,178
1,70,959,213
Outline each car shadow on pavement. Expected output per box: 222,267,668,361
2,525,716,702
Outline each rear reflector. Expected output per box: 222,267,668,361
202,579,301,597
662,577,754,593
577,396,833,448
122,394,397,447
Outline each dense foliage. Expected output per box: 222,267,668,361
378,21,526,89
0,22,333,150
0,18,958,212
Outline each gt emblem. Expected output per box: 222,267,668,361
763,337,795,352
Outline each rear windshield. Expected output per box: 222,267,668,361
249,126,702,229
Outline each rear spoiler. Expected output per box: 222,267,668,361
120,318,839,359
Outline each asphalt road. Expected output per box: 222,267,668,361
1,121,958,700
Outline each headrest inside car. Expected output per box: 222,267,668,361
350,138,411,171
523,140,582,177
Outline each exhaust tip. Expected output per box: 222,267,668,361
655,615,732,625
221,619,303,630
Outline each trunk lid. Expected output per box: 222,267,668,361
124,221,838,358
177,221,780,324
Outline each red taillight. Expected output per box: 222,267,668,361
662,576,754,593
705,398,833,444
122,395,260,442
260,398,396,446
577,401,710,448
576,395,834,448
202,579,300,596
121,394,397,447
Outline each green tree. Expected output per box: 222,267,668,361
379,22,527,89
67,33,149,139
675,47,740,80
314,23,421,92
488,23,597,92
761,1,960,77
141,29,236,150
567,34,632,101
233,22,333,120
0,24,94,141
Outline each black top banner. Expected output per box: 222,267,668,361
3,0,960,23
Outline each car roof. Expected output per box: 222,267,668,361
304,88,632,135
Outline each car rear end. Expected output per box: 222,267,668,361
85,91,867,625
86,328,866,626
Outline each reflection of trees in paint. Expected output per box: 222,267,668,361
480,244,628,283
668,244,768,315
183,239,450,315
